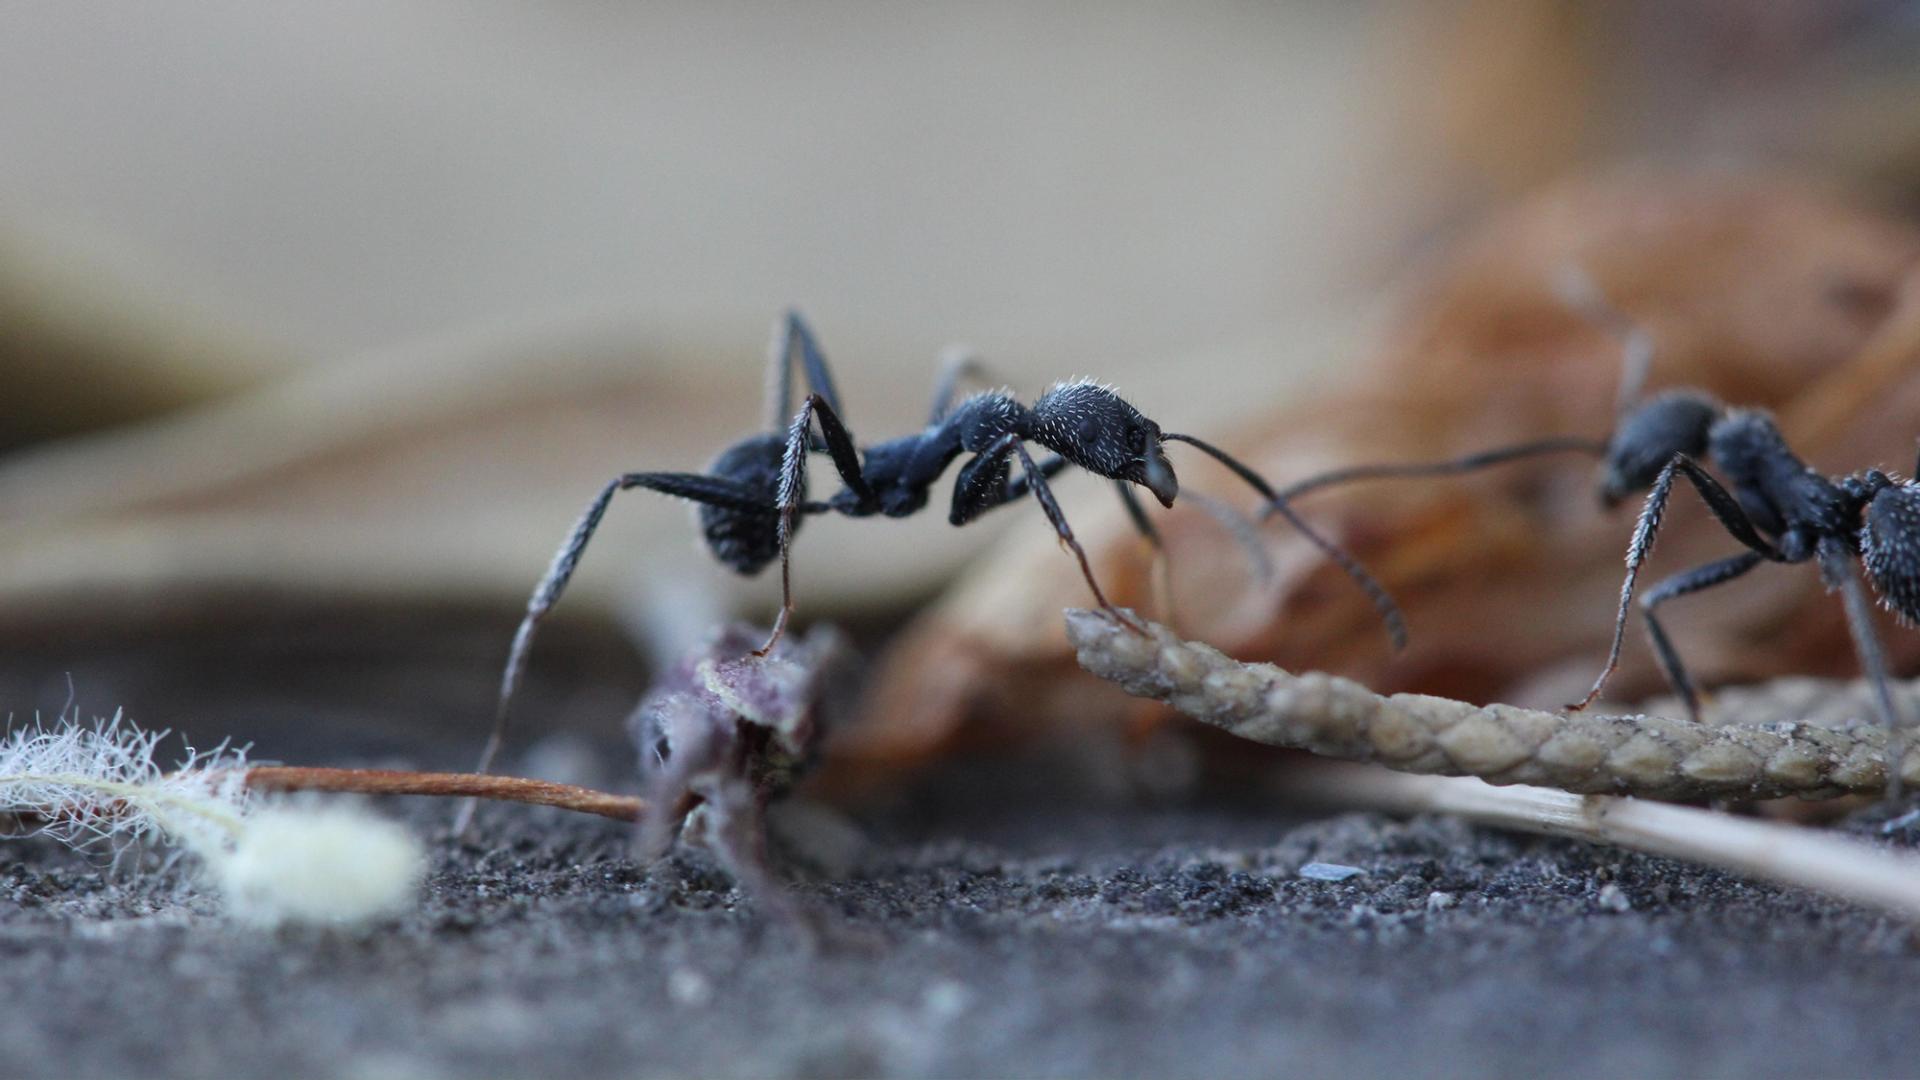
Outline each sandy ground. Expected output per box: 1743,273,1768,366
5,610,1920,1078
6,751,1920,1079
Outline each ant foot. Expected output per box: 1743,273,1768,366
1104,605,1151,636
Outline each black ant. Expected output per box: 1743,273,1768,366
468,312,1404,782
1272,269,1917,770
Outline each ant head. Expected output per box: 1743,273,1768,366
1862,482,1920,625
1032,380,1177,506
1600,390,1721,506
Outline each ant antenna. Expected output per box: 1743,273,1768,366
1162,432,1408,651
1551,264,1654,415
1272,436,1607,503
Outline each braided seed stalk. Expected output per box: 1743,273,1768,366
1066,609,1920,800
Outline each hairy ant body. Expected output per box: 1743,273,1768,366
470,312,1401,781
1277,270,1918,765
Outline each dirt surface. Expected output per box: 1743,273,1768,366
6,612,1920,1078
5,753,1920,1079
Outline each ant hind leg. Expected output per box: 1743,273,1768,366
1114,480,1178,625
458,470,765,836
1817,538,1909,798
1638,552,1764,722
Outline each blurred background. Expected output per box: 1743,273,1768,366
3,2,1920,776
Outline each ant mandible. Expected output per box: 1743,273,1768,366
469,312,1404,780
1271,269,1918,757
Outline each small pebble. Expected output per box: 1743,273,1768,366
1426,891,1456,912
1299,862,1365,882
668,969,713,1008
1881,808,1920,835
1597,883,1632,913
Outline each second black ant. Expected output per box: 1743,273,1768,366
1274,270,1917,773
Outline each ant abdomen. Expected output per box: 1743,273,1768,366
1863,483,1920,624
700,434,787,574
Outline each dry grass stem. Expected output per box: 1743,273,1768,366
1287,765,1920,920
242,767,657,823
1066,609,1918,800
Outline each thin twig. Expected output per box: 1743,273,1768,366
1288,764,1920,920
242,766,666,823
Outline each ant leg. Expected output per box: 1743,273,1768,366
759,393,874,656
1008,438,1144,632
1114,478,1163,551
1114,479,1178,623
459,471,765,835
1638,552,1765,722
1163,432,1408,651
927,346,992,424
764,312,847,430
1571,454,1781,711
999,453,1067,501
1272,435,1605,502
1817,537,1908,798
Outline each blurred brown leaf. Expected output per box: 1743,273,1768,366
830,172,1920,787
0,229,278,452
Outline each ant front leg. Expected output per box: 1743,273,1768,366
992,456,1187,615
954,434,1145,633
1571,453,1782,712
1637,552,1765,722
759,393,874,656
1112,479,1184,624
1551,264,1657,416
459,471,766,835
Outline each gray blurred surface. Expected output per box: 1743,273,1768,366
5,771,1919,1079
0,4,1382,378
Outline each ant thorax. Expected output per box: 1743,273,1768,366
947,390,1031,452
1707,409,1856,541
